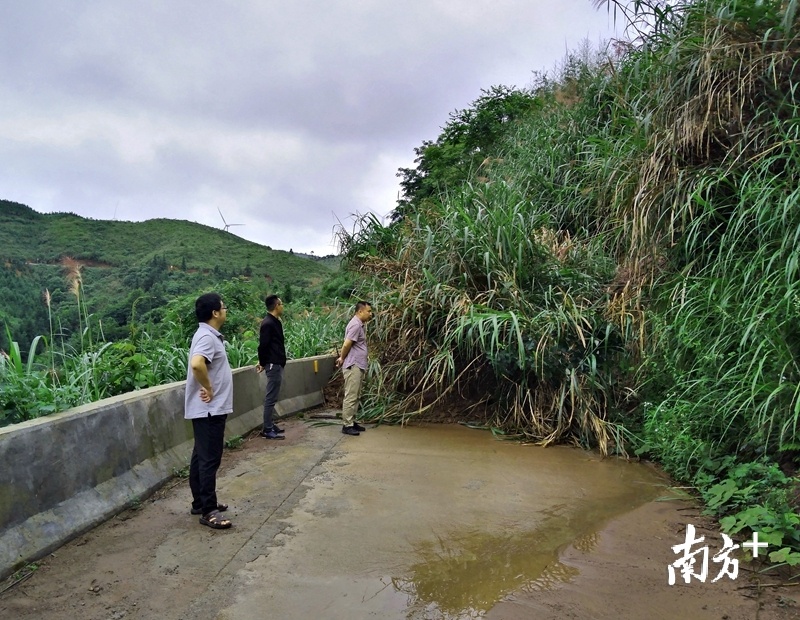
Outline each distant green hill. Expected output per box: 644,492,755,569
0,200,338,277
0,200,341,349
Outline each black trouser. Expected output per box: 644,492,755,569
189,413,227,515
262,364,284,431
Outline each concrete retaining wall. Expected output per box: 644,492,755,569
0,355,336,580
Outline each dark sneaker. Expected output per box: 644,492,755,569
341,426,360,436
352,422,366,432
271,425,285,434
260,430,285,440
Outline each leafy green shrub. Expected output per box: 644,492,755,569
1,277,345,425
224,435,244,450
693,456,800,565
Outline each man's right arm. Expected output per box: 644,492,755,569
190,354,214,402
336,339,354,368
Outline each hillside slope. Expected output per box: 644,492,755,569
0,200,336,281
0,200,339,348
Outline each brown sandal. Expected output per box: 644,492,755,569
199,510,232,529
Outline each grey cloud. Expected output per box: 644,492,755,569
0,0,618,254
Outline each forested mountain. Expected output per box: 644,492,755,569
0,200,338,349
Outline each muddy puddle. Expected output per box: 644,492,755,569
220,423,670,619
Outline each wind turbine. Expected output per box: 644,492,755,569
217,207,243,233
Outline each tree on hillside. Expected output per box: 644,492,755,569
392,85,541,223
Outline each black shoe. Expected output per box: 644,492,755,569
341,426,360,436
260,430,285,440
271,424,285,434
352,422,366,432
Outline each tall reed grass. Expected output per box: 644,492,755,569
340,0,800,469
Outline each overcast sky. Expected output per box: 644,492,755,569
0,1,619,256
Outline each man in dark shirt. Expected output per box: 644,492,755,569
255,295,287,440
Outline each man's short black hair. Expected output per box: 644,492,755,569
355,300,372,313
196,292,223,322
265,294,281,312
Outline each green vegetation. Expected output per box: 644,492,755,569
0,201,337,273
0,200,339,350
0,201,349,428
224,435,244,450
338,0,800,565
2,0,797,569
0,273,348,426
0,562,40,595
173,465,190,479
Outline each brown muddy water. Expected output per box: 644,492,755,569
217,423,669,619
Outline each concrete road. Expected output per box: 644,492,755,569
190,419,669,619
3,416,788,620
